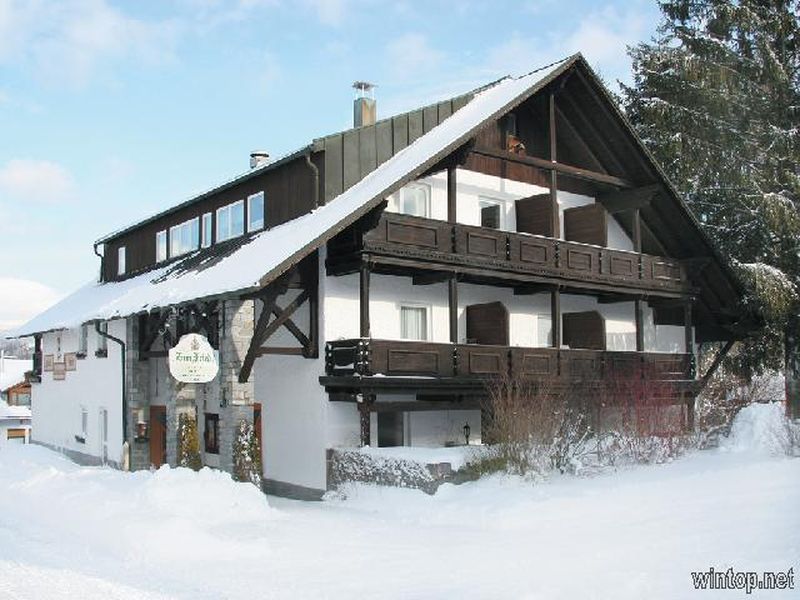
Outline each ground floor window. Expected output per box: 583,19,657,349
204,413,219,454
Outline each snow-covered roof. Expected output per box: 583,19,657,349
0,358,31,392
8,57,576,338
0,400,31,421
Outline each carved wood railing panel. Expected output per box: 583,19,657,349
348,213,690,294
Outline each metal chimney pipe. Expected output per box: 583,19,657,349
353,81,376,127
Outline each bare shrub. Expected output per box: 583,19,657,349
595,371,693,465
478,373,593,477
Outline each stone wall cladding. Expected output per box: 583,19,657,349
126,316,150,470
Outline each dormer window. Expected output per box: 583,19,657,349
248,192,265,232
169,217,200,258
217,200,244,242
400,183,430,218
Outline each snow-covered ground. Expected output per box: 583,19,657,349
0,404,797,599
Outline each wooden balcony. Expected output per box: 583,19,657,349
323,339,694,395
328,212,690,295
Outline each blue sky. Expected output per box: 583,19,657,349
0,0,661,330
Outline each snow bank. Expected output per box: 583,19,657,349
0,445,278,568
720,402,796,456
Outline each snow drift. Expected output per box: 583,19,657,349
720,401,798,456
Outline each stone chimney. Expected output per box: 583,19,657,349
353,81,376,127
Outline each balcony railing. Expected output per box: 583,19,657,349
331,212,689,294
325,339,694,383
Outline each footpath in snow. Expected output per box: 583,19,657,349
0,403,797,599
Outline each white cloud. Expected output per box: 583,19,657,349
0,159,77,204
386,33,445,82
482,4,652,89
0,0,180,87
0,278,62,332
304,0,348,26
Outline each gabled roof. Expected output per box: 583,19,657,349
0,358,31,392
8,56,577,338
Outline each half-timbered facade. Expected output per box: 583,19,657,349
11,55,753,498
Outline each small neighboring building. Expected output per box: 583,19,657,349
8,54,755,497
0,356,32,446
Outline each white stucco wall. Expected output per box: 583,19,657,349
32,320,125,463
386,168,634,251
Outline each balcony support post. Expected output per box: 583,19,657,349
447,165,457,224
551,287,561,350
359,259,371,338
635,298,644,352
632,207,642,253
358,396,373,447
684,299,694,354
448,274,459,344
549,92,560,238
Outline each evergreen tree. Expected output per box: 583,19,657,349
177,413,202,471
622,0,800,410
232,419,262,488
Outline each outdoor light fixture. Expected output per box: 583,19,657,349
463,422,471,445
135,420,149,442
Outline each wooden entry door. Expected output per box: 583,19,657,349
149,405,167,468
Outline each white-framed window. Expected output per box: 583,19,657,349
117,246,126,275
156,230,168,262
247,192,265,232
81,407,88,436
400,304,430,341
400,183,431,218
78,324,88,355
216,200,245,242
169,217,200,258
201,213,213,248
479,197,503,229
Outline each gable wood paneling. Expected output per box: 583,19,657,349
318,95,473,203
564,204,608,247
466,301,509,346
562,311,606,350
103,155,316,281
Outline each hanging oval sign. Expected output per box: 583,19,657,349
168,333,219,383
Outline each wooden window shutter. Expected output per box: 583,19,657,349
563,204,608,247
516,194,557,237
466,301,509,345
562,311,606,350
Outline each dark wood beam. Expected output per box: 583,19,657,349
471,146,635,189
632,207,642,253
573,67,653,177
549,92,560,237
447,165,457,224
369,399,481,412
514,283,552,295
449,274,459,344
559,90,630,177
412,272,450,286
698,339,735,390
360,260,371,338
596,184,661,214
554,104,606,174
684,299,694,353
635,299,644,352
551,288,561,349
257,347,305,356
359,397,373,447
239,287,283,383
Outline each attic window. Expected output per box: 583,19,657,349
169,217,200,258
247,192,265,232
156,230,167,262
217,200,244,242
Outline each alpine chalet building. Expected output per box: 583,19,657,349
11,55,752,499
